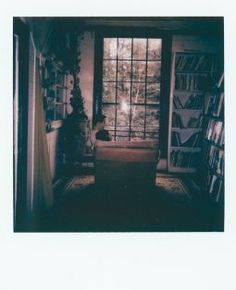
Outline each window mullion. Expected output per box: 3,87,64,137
144,38,148,139
129,39,134,141
114,38,119,140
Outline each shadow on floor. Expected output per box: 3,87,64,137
41,174,224,232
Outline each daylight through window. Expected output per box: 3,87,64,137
102,37,162,141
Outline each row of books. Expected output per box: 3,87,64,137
205,89,224,118
172,112,203,128
172,131,201,147
207,173,224,204
175,54,218,72
204,119,224,146
173,94,203,110
204,73,224,206
175,74,207,91
205,144,224,175
170,150,200,168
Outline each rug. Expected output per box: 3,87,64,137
66,174,190,200
155,175,191,200
69,175,95,192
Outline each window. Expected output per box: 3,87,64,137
41,59,71,130
101,37,162,141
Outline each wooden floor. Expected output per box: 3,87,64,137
40,173,224,232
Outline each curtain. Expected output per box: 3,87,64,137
33,58,53,212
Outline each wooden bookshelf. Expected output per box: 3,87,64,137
202,73,224,207
168,51,219,173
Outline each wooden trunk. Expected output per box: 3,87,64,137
95,140,159,190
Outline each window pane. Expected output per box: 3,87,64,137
56,87,64,102
48,88,55,99
145,132,159,140
56,72,64,85
118,38,131,59
132,61,146,82
131,82,145,104
146,83,160,104
148,39,162,60
131,125,145,132
116,130,129,138
104,38,117,59
131,106,145,128
131,131,144,141
117,104,130,128
103,60,117,81
55,105,64,120
147,61,161,82
133,38,147,60
117,82,131,103
102,37,162,141
102,105,116,129
103,82,116,103
146,106,160,129
118,61,131,81
116,136,129,141
48,70,56,83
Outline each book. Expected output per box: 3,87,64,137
172,112,183,128
170,150,200,168
213,91,224,117
203,72,224,206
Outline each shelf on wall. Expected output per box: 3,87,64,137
171,146,201,152
168,49,220,174
174,89,204,94
173,109,202,112
175,71,210,74
172,127,202,132
168,167,197,173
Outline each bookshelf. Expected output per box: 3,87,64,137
41,57,72,131
202,73,224,206
168,52,219,173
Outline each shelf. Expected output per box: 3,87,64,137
168,166,197,173
173,108,202,112
175,71,210,74
171,146,201,152
174,89,203,94
172,127,202,132
169,52,221,176
176,52,218,56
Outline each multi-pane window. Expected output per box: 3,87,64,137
102,37,162,141
41,60,71,130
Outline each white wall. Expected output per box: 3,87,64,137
80,31,95,121
46,129,63,181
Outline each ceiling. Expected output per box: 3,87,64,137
53,16,224,35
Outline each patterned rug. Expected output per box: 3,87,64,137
68,175,95,192
65,174,190,200
155,175,190,199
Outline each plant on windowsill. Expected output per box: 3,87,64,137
63,31,90,173
68,31,88,121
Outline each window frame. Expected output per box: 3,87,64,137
93,30,172,152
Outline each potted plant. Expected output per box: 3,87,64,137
63,31,89,173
